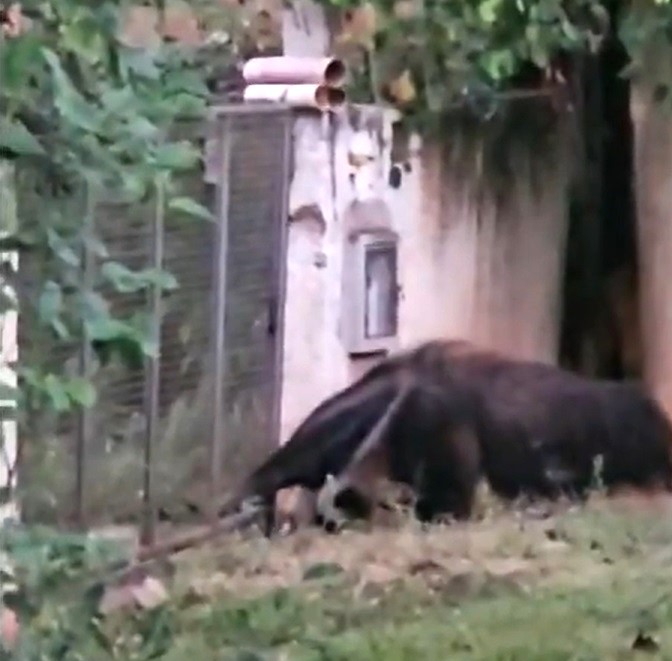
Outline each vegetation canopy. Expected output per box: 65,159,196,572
320,0,672,126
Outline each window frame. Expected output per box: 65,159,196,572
343,228,400,356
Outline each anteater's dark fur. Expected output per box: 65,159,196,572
228,340,672,530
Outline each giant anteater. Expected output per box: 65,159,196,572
224,340,672,533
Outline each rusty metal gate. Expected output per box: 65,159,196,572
16,103,292,542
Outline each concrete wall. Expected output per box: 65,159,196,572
280,108,439,442
277,1,571,445
279,107,572,443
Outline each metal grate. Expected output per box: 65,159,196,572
151,172,218,521
81,198,152,525
210,106,291,503
14,170,82,526
16,103,292,541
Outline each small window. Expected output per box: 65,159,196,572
343,229,399,355
364,242,397,339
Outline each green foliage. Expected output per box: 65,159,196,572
319,0,672,123
0,0,213,414
0,525,176,659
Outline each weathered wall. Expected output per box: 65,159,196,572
280,108,414,441
419,115,572,363
279,106,573,442
272,0,574,443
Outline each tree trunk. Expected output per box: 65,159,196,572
631,46,672,418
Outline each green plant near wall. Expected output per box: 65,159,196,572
319,0,672,128
0,0,217,416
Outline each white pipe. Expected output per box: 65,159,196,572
243,56,346,87
243,84,345,111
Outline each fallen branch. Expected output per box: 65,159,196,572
135,505,263,563
86,505,264,589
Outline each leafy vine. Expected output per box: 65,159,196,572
0,0,216,414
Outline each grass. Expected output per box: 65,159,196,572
130,491,672,660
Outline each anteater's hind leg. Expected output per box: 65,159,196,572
413,424,481,523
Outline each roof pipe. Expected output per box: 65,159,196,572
242,56,346,88
243,83,346,111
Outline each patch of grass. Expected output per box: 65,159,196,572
164,570,672,660
148,495,672,659
15,494,672,659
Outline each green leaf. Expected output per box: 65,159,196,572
101,262,178,293
84,316,131,342
99,86,137,116
100,261,146,294
478,0,501,25
124,116,160,141
55,319,71,340
60,14,106,65
120,171,150,202
166,92,208,119
118,48,161,81
82,232,109,259
46,229,81,267
78,291,110,324
42,375,71,413
41,47,102,133
37,281,63,324
128,311,159,358
561,19,580,44
0,33,43,92
0,117,45,157
168,196,214,221
162,70,210,97
152,142,200,171
526,25,549,68
64,377,97,408
145,268,179,291
480,49,516,81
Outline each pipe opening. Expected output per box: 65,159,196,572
324,59,346,87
